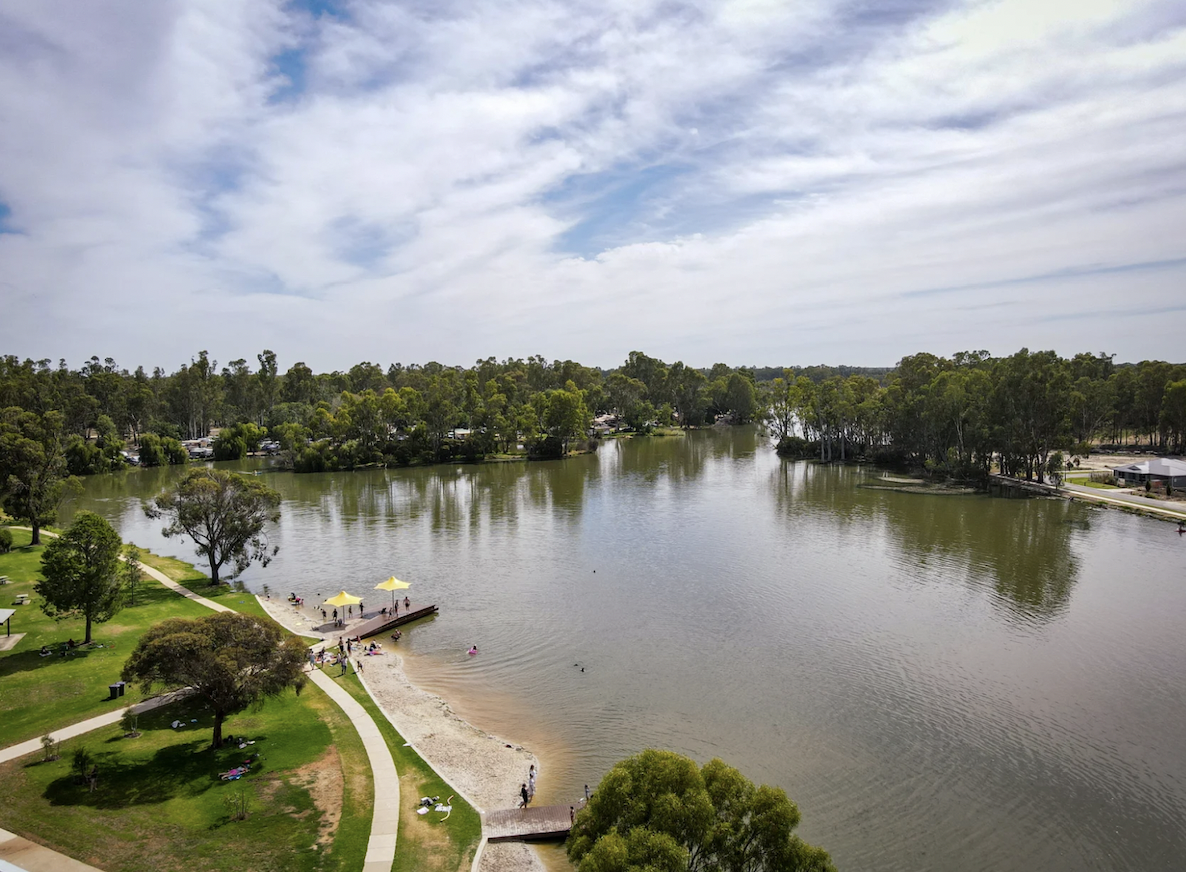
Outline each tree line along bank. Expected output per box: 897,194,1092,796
1,349,1183,514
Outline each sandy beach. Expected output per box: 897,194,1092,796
257,597,548,872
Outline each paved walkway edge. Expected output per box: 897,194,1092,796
307,669,399,872
1,529,397,872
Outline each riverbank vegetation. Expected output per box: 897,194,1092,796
569,749,835,872
766,350,1186,484
2,349,1183,493
0,524,479,870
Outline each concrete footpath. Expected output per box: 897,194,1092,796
306,668,400,872
0,828,102,872
0,528,399,872
1061,482,1186,518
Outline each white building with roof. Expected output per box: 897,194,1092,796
1111,457,1186,488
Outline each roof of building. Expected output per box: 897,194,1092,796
1112,458,1186,475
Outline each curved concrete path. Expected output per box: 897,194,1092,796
1060,482,1186,518
0,528,399,872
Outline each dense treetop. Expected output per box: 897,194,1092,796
1,349,1183,483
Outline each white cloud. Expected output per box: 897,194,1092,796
0,0,1183,371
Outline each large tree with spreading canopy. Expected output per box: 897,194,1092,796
568,749,835,872
122,611,306,749
144,468,281,585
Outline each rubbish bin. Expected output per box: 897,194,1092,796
108,683,121,700
117,681,126,697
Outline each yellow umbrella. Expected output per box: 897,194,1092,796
375,576,412,610
323,590,362,607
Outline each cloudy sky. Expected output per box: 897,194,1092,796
1,0,1184,373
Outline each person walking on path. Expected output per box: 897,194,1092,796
333,608,338,623
519,783,530,809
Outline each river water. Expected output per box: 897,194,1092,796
63,427,1186,871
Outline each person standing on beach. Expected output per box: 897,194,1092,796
333,608,338,623
519,783,530,808
404,596,410,609
528,765,536,800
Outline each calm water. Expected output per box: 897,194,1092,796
64,428,1186,871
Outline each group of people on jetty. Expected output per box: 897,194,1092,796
287,592,415,628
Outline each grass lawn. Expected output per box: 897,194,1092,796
1068,478,1121,490
134,550,275,622
333,671,482,872
3,521,485,871
0,682,371,872
0,527,237,745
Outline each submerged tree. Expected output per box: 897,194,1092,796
144,468,281,585
122,611,306,749
569,749,836,872
36,511,124,643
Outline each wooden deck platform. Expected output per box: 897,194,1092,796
483,804,576,842
352,605,439,639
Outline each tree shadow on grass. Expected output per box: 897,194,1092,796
0,645,105,679
43,740,210,808
42,736,271,810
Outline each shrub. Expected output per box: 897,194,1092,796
71,746,94,784
213,434,248,461
162,437,189,465
65,435,106,476
40,734,60,762
0,527,12,553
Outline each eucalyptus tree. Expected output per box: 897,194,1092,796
122,611,306,749
568,749,835,872
37,511,123,643
145,468,281,585
0,407,79,544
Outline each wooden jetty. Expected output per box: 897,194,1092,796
352,604,439,640
483,804,576,842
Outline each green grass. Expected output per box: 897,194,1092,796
0,682,371,872
1068,477,1121,490
3,523,489,871
0,527,236,744
134,551,275,622
333,671,483,872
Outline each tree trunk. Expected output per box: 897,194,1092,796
84,614,92,644
208,553,221,586
212,711,225,749
31,522,41,546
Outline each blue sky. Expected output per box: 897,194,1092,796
0,0,1184,371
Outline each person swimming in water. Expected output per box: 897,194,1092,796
468,645,478,656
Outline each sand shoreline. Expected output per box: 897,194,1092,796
256,597,549,872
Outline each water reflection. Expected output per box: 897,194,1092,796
768,460,1083,621
56,428,1186,872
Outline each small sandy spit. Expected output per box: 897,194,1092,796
257,597,547,872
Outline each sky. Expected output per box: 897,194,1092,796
1,0,1184,373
